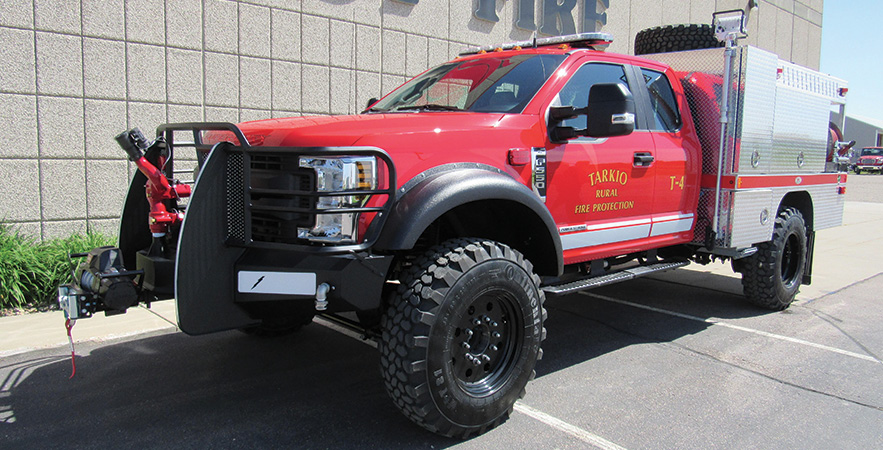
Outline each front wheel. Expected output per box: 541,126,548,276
854,168,861,175
380,238,546,438
740,208,808,310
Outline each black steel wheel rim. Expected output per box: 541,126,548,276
450,290,522,397
781,232,801,288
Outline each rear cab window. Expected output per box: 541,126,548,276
640,68,681,132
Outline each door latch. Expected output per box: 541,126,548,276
633,152,654,167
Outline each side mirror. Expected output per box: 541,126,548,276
585,83,636,138
548,83,635,142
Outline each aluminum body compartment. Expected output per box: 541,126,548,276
643,45,848,249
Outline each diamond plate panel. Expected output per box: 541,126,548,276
645,45,847,250
693,187,775,248
730,188,774,248
692,188,734,248
642,45,845,177
771,85,830,173
736,47,777,174
802,183,845,230
769,183,845,231
779,61,848,105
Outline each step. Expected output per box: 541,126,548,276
541,260,689,296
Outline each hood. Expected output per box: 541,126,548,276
237,113,509,148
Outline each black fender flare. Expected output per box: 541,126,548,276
375,165,563,275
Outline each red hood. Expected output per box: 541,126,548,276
237,113,510,147
234,112,546,186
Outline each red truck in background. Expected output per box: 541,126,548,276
59,9,848,438
854,147,883,174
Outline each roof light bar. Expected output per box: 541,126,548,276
459,32,614,56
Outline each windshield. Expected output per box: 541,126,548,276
368,53,566,114
860,148,883,156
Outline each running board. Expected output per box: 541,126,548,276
315,313,378,341
541,260,689,296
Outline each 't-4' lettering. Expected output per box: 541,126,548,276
670,176,685,190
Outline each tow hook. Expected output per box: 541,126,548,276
315,283,332,311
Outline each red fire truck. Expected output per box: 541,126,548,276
59,10,848,438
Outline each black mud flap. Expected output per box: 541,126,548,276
802,230,815,285
176,142,257,334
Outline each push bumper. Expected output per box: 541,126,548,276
174,138,395,335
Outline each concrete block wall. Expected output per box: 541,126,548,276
0,0,823,240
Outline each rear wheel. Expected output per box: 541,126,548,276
380,238,546,438
740,208,808,310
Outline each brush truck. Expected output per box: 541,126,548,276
59,11,849,438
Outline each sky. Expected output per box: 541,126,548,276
819,0,883,123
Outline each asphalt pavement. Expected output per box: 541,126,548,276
1,174,882,449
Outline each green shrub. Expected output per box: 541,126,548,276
0,224,116,310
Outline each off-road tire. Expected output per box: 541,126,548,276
740,208,807,310
634,24,723,55
854,168,861,175
239,313,314,337
379,238,546,438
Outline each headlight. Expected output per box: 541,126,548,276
297,156,377,243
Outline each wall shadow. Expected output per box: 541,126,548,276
1,327,456,449
537,274,782,377
2,274,781,447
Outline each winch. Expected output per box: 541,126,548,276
58,246,142,320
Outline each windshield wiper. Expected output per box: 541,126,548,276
395,104,464,112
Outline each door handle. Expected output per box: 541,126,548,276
634,152,654,167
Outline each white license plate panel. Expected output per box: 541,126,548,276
237,271,317,296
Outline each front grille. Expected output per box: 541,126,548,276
248,154,317,244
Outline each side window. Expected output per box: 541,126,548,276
641,68,681,131
556,63,630,129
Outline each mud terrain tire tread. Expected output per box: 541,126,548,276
634,24,723,55
741,208,807,310
379,238,546,438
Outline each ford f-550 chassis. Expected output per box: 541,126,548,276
58,11,848,438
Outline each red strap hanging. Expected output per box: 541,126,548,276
65,318,77,379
